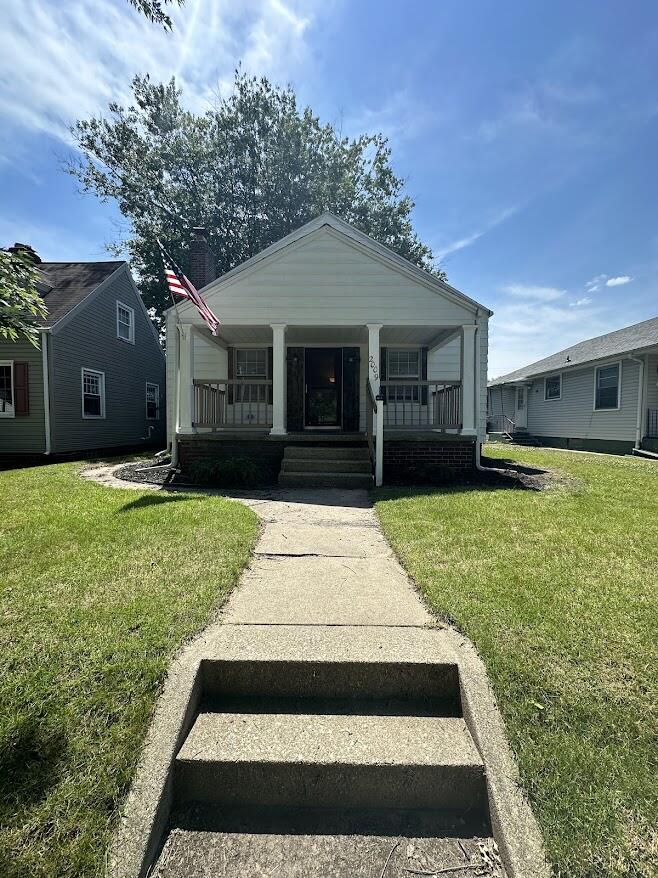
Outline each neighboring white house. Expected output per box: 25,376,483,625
166,213,492,486
488,316,658,454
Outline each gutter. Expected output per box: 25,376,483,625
40,328,52,455
628,353,646,450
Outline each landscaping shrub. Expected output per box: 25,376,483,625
188,456,273,487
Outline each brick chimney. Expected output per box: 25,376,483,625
189,227,216,290
8,242,41,264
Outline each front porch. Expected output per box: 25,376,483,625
173,321,482,485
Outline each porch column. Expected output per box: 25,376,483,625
367,323,383,486
178,323,195,433
270,323,287,435
461,324,477,435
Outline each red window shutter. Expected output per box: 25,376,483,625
14,362,29,415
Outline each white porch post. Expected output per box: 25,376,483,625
270,323,287,435
461,324,477,435
178,324,194,432
367,323,383,486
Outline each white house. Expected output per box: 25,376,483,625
166,213,491,486
487,316,658,455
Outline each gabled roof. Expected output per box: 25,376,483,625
37,261,124,327
172,212,492,316
490,315,658,385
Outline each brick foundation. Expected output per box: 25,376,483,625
383,438,475,482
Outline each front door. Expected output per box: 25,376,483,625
305,348,342,428
514,385,528,429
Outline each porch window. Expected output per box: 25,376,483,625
146,382,159,420
387,349,420,402
234,348,267,403
236,348,266,377
387,349,420,378
544,374,561,400
595,363,620,410
0,361,14,417
82,368,105,418
116,301,135,343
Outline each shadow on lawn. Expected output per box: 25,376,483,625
380,458,555,498
117,493,191,513
0,716,66,814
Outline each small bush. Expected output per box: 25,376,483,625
187,456,272,487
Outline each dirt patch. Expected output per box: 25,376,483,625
478,457,584,492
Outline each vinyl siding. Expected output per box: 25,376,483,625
429,335,460,381
50,266,166,453
178,227,476,326
526,359,639,442
646,353,658,410
0,336,45,453
488,385,516,418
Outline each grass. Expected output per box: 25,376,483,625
0,462,259,878
375,446,658,878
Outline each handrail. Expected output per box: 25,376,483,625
365,380,377,465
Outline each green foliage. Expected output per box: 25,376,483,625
69,71,441,319
0,462,258,877
0,250,48,346
376,448,658,878
188,455,273,487
127,0,183,29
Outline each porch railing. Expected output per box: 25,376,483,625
487,413,516,435
380,381,462,430
647,408,658,438
193,379,273,429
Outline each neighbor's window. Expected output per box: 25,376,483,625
236,348,267,377
0,362,14,417
595,363,620,410
116,301,135,343
146,382,159,420
545,374,561,400
82,368,105,418
387,349,420,378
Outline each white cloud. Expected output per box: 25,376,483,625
569,296,592,307
0,0,321,160
500,283,565,302
585,273,607,292
605,275,633,286
433,204,522,261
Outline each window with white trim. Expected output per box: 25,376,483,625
387,349,420,378
82,369,105,418
387,349,421,402
146,382,159,420
595,363,620,410
0,361,14,417
116,301,135,343
544,374,561,400
235,348,267,377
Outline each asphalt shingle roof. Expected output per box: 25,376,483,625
37,261,124,327
490,316,658,385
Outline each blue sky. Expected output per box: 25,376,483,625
1,0,657,376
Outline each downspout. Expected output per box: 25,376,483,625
474,311,487,471
40,329,51,455
628,354,646,450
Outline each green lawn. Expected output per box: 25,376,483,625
375,446,658,878
0,462,259,878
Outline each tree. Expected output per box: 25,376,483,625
0,250,47,347
69,71,443,320
127,0,184,29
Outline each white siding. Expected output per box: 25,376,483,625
428,335,461,381
179,228,476,326
646,353,658,410
526,359,639,442
488,386,516,418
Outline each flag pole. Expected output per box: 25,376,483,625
157,238,183,468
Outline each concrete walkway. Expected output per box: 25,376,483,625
83,465,549,878
225,488,430,627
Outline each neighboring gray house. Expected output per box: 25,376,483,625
0,245,166,458
488,316,658,454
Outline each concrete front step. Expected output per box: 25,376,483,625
279,471,374,489
282,458,372,474
175,711,486,812
284,445,370,460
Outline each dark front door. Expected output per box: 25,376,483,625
305,348,342,428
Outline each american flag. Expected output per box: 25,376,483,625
157,240,220,333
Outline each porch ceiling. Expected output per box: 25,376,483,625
211,324,458,347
